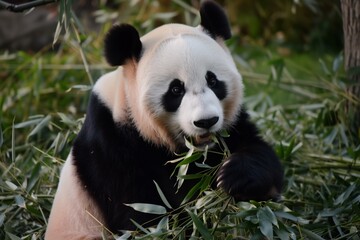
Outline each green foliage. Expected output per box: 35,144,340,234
224,0,343,53
0,0,359,239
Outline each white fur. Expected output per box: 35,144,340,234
93,69,128,123
137,25,243,147
45,155,105,240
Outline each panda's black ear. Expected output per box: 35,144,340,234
200,0,231,40
104,24,142,66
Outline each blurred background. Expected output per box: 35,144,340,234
0,0,343,53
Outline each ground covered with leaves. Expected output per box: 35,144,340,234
0,1,359,239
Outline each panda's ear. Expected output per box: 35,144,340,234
200,0,231,40
104,24,142,66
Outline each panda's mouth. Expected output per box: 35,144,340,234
193,133,214,147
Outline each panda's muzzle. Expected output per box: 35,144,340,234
192,117,219,147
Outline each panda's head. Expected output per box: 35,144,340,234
104,0,243,151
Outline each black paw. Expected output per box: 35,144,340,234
216,153,283,202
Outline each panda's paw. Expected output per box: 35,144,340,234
216,153,281,202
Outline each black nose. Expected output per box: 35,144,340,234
194,117,219,129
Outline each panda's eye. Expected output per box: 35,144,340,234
170,80,185,96
171,86,184,96
206,71,218,88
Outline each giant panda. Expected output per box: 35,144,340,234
45,1,283,239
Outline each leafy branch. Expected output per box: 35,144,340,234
0,0,58,12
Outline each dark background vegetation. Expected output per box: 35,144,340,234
0,0,359,239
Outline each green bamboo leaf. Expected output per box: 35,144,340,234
194,162,212,169
6,181,17,191
300,228,326,240
67,84,92,92
53,21,62,45
319,59,330,75
177,164,188,189
177,173,203,180
28,115,52,138
154,216,169,232
259,221,273,240
334,184,356,205
274,211,309,224
124,203,166,215
5,232,21,240
184,137,195,150
0,213,5,227
176,152,202,167
11,119,15,162
153,180,172,209
57,112,77,126
153,12,178,20
257,206,277,240
15,195,25,209
181,177,205,204
27,163,42,192
185,209,213,240
117,232,131,240
274,222,292,240
332,53,343,73
129,219,150,234
13,118,42,129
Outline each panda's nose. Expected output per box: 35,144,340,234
193,117,219,129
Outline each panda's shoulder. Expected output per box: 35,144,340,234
93,68,122,103
90,68,128,122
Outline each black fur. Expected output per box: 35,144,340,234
72,93,181,231
72,92,283,232
206,71,227,100
218,108,284,201
200,0,232,40
104,24,142,66
162,79,185,112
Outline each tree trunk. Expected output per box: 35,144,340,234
340,0,360,138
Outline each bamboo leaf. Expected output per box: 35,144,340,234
186,209,213,240
153,181,172,209
5,232,21,240
15,195,26,209
124,203,166,215
334,184,356,205
257,207,276,240
300,228,326,240
27,162,42,192
274,211,309,224
129,219,150,234
28,115,52,138
6,181,17,191
0,213,5,227
181,177,204,204
176,152,202,167
13,118,42,129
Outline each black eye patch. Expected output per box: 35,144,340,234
206,71,227,100
162,79,185,112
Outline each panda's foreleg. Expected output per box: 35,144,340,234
45,154,105,240
216,111,284,201
216,143,283,201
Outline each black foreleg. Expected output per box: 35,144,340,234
217,110,283,201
